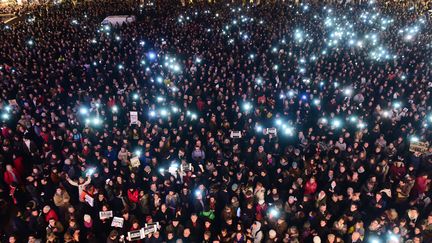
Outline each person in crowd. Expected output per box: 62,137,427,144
0,0,431,242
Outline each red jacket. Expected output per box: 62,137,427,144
45,209,59,222
3,169,21,185
128,189,139,203
304,181,318,195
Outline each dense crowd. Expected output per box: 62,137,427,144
0,0,432,242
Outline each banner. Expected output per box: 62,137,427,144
409,141,429,154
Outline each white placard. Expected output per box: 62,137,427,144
130,111,139,125
111,217,124,228
99,210,113,220
85,194,94,207
230,131,242,138
127,228,144,241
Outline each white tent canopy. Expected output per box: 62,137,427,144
101,15,136,26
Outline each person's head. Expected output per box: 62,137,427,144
109,230,118,240
49,218,56,227
183,228,191,237
8,235,17,243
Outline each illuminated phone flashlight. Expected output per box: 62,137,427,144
27,40,34,46
392,102,401,109
269,207,279,218
86,167,96,176
111,105,118,113
255,78,263,85
279,93,286,99
303,78,310,84
349,116,357,123
191,113,198,120
92,117,102,126
273,65,279,70
284,126,294,136
171,106,179,113
118,64,124,70
382,110,391,118
5,106,11,112
91,38,97,44
132,93,139,100
369,237,381,243
255,124,263,133
357,122,366,129
134,150,142,157
148,52,156,60
160,109,168,117
299,68,306,74
319,117,328,125
428,114,432,123
301,94,307,100
156,96,165,102
195,57,202,63
331,119,342,128
139,40,145,46
172,64,181,72
313,99,320,106
288,90,295,98
249,54,255,59
343,88,353,96
242,102,252,112
149,110,156,117
71,19,78,25
195,190,202,198
155,76,163,83
275,119,282,126
410,136,419,142
1,113,9,120
140,60,145,65
159,168,165,174
95,103,100,108
272,47,278,53
103,25,110,31
79,107,89,115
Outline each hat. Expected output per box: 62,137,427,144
313,236,321,243
292,162,298,168
357,166,365,173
